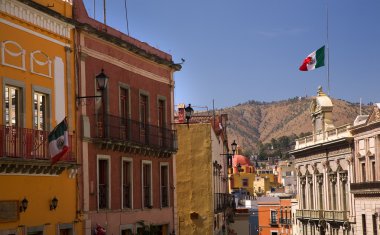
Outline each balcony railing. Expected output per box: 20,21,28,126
279,218,292,225
295,124,352,149
0,124,75,161
89,114,177,152
269,219,279,226
324,210,348,221
296,209,348,222
214,193,235,213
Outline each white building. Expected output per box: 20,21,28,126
349,104,380,235
290,87,355,235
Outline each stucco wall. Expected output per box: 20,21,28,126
176,124,214,235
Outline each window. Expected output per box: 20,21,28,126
5,85,21,126
121,229,133,235
139,94,149,144
98,158,109,209
142,162,152,208
122,160,132,209
362,162,366,182
373,214,378,235
270,210,278,224
330,175,337,210
120,87,129,139
309,177,314,209
363,214,367,235
242,178,249,187
33,92,47,130
372,161,376,182
160,164,169,207
158,99,166,146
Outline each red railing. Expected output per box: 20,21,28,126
0,125,75,161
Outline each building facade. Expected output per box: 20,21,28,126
0,0,80,234
290,88,355,235
73,1,181,234
350,105,380,235
175,113,234,235
257,196,292,235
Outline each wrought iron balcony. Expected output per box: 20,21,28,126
87,114,177,154
296,209,348,222
279,218,292,225
0,124,76,175
214,193,235,213
269,219,279,226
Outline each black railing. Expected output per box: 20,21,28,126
269,219,278,226
98,184,108,209
161,186,168,207
89,114,177,152
280,218,292,224
143,185,151,208
0,124,75,161
123,184,130,209
214,193,235,213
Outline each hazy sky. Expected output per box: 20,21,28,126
83,0,380,109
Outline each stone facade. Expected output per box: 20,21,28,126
290,88,355,235
350,105,380,235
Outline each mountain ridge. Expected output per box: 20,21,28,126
215,96,372,154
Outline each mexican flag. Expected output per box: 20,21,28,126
48,118,69,164
299,46,325,71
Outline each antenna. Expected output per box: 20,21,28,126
326,0,330,95
124,0,130,35
360,98,362,115
103,0,106,25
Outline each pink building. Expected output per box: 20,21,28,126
73,1,181,234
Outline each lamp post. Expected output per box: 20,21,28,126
77,69,109,137
184,104,194,125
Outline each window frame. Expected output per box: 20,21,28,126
142,160,152,208
121,157,133,210
97,155,111,210
160,162,170,208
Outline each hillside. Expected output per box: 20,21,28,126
215,97,372,154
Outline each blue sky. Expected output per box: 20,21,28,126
83,0,380,109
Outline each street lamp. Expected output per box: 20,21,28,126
231,140,237,155
184,104,194,124
77,69,109,137
77,69,109,99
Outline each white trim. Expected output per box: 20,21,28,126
0,18,71,48
141,160,152,208
0,0,73,38
30,50,52,78
97,155,111,210
121,157,133,210
80,46,170,85
1,40,26,71
160,162,170,208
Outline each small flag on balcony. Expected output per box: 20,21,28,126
48,118,69,164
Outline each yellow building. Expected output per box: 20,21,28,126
175,114,234,235
0,0,80,234
229,155,256,196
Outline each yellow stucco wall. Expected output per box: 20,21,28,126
0,1,79,234
176,124,214,235
231,172,256,195
0,171,80,234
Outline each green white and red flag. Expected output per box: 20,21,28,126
48,118,69,164
299,46,325,71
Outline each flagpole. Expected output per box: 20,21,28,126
326,0,330,95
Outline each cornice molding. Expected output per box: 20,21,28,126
0,0,73,39
80,46,171,85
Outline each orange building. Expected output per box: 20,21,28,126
257,196,292,235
